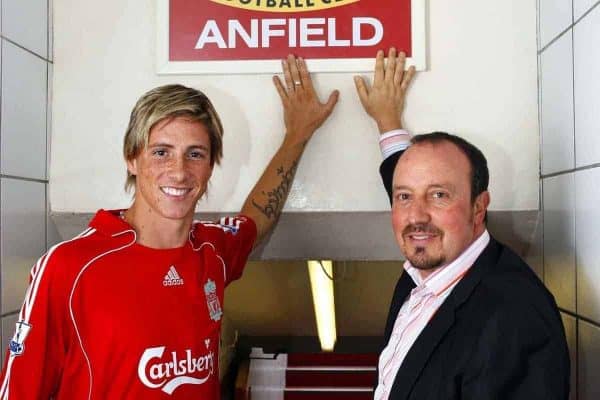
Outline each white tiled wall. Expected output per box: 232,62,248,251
574,0,600,20
538,0,573,48
1,0,48,58
540,31,574,174
576,168,600,323
0,0,53,367
539,1,600,398
1,41,48,179
573,5,600,167
543,174,576,312
0,178,46,313
578,321,600,398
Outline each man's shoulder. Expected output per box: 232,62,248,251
43,227,130,275
467,238,561,326
483,239,548,296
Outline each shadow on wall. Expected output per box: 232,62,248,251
543,207,576,308
471,135,540,257
487,211,541,259
195,84,252,210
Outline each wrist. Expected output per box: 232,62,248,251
282,133,309,151
376,117,402,134
379,129,411,160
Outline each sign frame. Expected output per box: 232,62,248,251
156,0,427,75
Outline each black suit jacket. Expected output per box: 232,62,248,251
378,152,570,400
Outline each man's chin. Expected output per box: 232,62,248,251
406,250,445,270
159,206,196,221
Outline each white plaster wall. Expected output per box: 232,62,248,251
50,0,539,213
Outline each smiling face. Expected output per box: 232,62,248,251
391,140,489,276
126,116,213,226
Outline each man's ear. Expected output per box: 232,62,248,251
126,158,138,177
473,191,490,225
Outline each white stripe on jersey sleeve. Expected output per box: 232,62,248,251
0,227,95,399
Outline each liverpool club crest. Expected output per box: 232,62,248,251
204,279,223,321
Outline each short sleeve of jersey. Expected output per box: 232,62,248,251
199,215,257,286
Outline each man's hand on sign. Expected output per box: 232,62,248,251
273,54,339,148
240,55,338,245
354,48,416,134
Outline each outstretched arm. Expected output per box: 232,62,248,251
353,48,415,203
241,55,339,246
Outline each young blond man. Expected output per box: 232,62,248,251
0,56,338,399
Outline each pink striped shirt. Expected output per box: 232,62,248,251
379,129,411,160
374,230,490,400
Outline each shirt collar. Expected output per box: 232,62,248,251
404,230,490,296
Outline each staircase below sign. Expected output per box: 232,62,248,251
240,349,378,400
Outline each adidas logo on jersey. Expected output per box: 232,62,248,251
163,266,184,286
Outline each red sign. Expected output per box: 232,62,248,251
157,0,425,74
169,0,412,61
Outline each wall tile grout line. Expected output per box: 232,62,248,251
540,163,600,179
536,0,540,51
571,25,577,171
0,19,4,321
48,0,51,63
559,308,600,330
570,3,579,399
536,8,545,283
538,0,600,55
45,5,51,250
570,0,577,315
575,316,579,400
0,311,20,319
0,175,49,184
573,0,600,26
0,36,53,64
539,25,573,55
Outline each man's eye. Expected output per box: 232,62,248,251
432,191,447,199
395,193,410,201
189,151,206,159
153,149,167,157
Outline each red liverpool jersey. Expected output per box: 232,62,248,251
0,209,256,399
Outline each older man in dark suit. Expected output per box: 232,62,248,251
353,49,570,400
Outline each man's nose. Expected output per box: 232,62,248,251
407,199,431,225
168,156,187,181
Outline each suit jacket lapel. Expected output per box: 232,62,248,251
389,239,502,400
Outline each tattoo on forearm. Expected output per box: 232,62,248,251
251,161,298,220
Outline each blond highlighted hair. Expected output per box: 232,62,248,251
123,84,223,191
